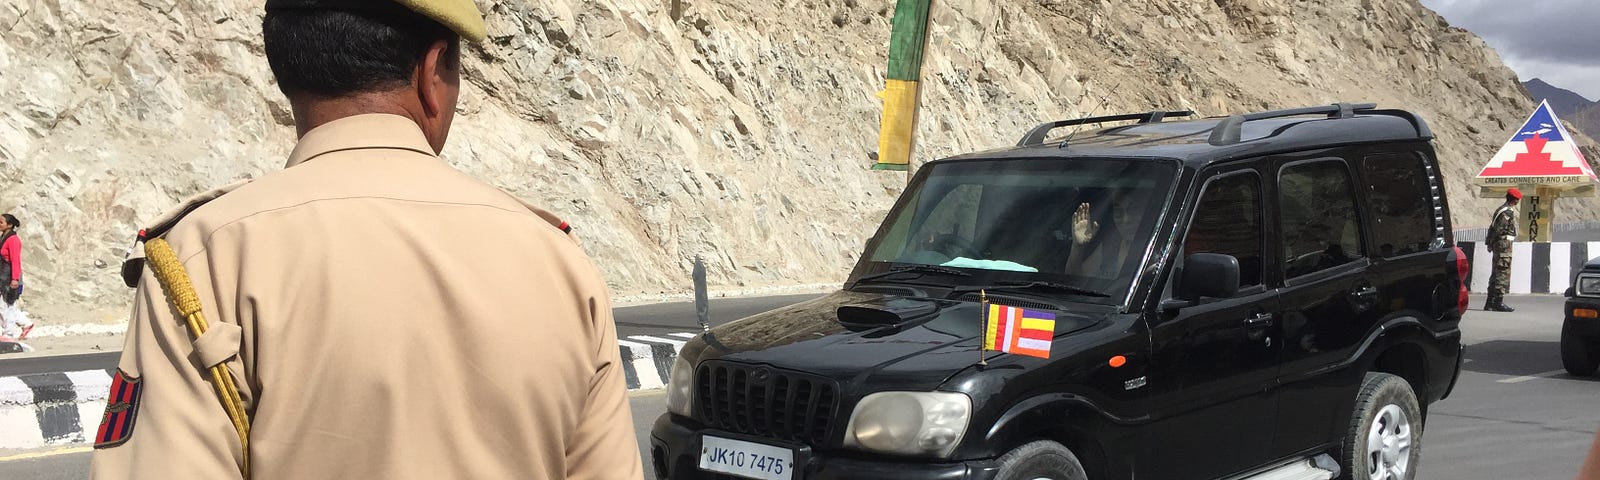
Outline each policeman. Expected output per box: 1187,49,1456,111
1485,188,1521,312
89,1,642,478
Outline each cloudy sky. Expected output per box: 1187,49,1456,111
1419,0,1600,101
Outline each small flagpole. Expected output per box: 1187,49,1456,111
978,289,988,366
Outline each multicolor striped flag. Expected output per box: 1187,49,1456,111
983,304,1056,359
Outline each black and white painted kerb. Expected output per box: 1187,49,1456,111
0,332,699,450
0,369,114,449
618,332,694,390
1457,241,1600,294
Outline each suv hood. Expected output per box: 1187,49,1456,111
694,289,1104,392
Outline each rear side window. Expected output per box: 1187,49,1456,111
1279,160,1365,279
1184,173,1264,288
1361,153,1433,257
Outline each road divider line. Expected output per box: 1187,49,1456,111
1498,369,1569,384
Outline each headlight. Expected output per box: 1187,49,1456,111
843,391,971,457
666,356,695,417
1579,275,1600,297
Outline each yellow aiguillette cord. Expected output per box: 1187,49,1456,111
144,238,251,478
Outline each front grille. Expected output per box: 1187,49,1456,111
696,361,840,445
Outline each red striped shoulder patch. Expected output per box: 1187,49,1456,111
94,370,143,449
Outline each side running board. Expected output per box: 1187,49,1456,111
1233,454,1339,480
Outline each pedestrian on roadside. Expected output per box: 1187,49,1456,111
1485,188,1520,312
89,1,642,479
0,213,33,340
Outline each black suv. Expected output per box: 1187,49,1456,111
651,104,1467,480
1563,258,1600,376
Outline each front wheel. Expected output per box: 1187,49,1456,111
1341,372,1423,480
1561,327,1600,376
994,440,1088,480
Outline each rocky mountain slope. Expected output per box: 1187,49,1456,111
1574,106,1600,145
1,0,1595,324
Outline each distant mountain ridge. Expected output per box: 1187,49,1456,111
1523,78,1600,140
1524,78,1595,117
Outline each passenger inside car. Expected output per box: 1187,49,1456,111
1063,187,1149,283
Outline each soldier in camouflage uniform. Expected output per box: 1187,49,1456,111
1485,188,1521,312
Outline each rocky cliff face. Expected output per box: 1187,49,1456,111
1572,106,1600,144
0,0,1590,324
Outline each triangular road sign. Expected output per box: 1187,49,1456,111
1475,100,1597,185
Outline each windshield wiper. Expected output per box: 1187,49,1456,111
853,265,972,285
954,280,1111,298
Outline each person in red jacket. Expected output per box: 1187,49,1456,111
0,213,30,340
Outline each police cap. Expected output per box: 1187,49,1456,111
265,0,486,43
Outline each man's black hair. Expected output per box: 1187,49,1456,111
263,3,461,97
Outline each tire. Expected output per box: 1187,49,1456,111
1341,372,1423,480
1561,328,1600,377
994,440,1089,480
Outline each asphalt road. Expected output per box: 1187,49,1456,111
612,294,825,337
0,352,119,378
0,294,825,377
3,294,1596,479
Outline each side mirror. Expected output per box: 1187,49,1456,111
1176,253,1241,302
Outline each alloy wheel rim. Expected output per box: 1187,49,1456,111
1366,404,1413,480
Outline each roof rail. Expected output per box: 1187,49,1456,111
1361,109,1435,139
1207,102,1377,146
1017,110,1194,147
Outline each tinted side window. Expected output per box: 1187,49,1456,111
1279,160,1365,279
1184,173,1264,288
1362,153,1432,257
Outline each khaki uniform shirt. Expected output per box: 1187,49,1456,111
90,114,642,479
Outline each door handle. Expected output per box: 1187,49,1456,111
1243,312,1275,329
1352,286,1379,299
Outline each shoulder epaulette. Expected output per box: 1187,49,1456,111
121,180,251,287
496,191,580,244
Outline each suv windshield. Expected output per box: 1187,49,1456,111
857,158,1178,302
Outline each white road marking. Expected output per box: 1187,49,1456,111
616,339,655,360
629,335,687,351
1498,369,1569,384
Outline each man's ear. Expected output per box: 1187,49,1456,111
416,39,456,118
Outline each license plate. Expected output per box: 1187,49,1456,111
698,435,795,480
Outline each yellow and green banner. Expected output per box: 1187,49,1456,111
875,0,933,171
